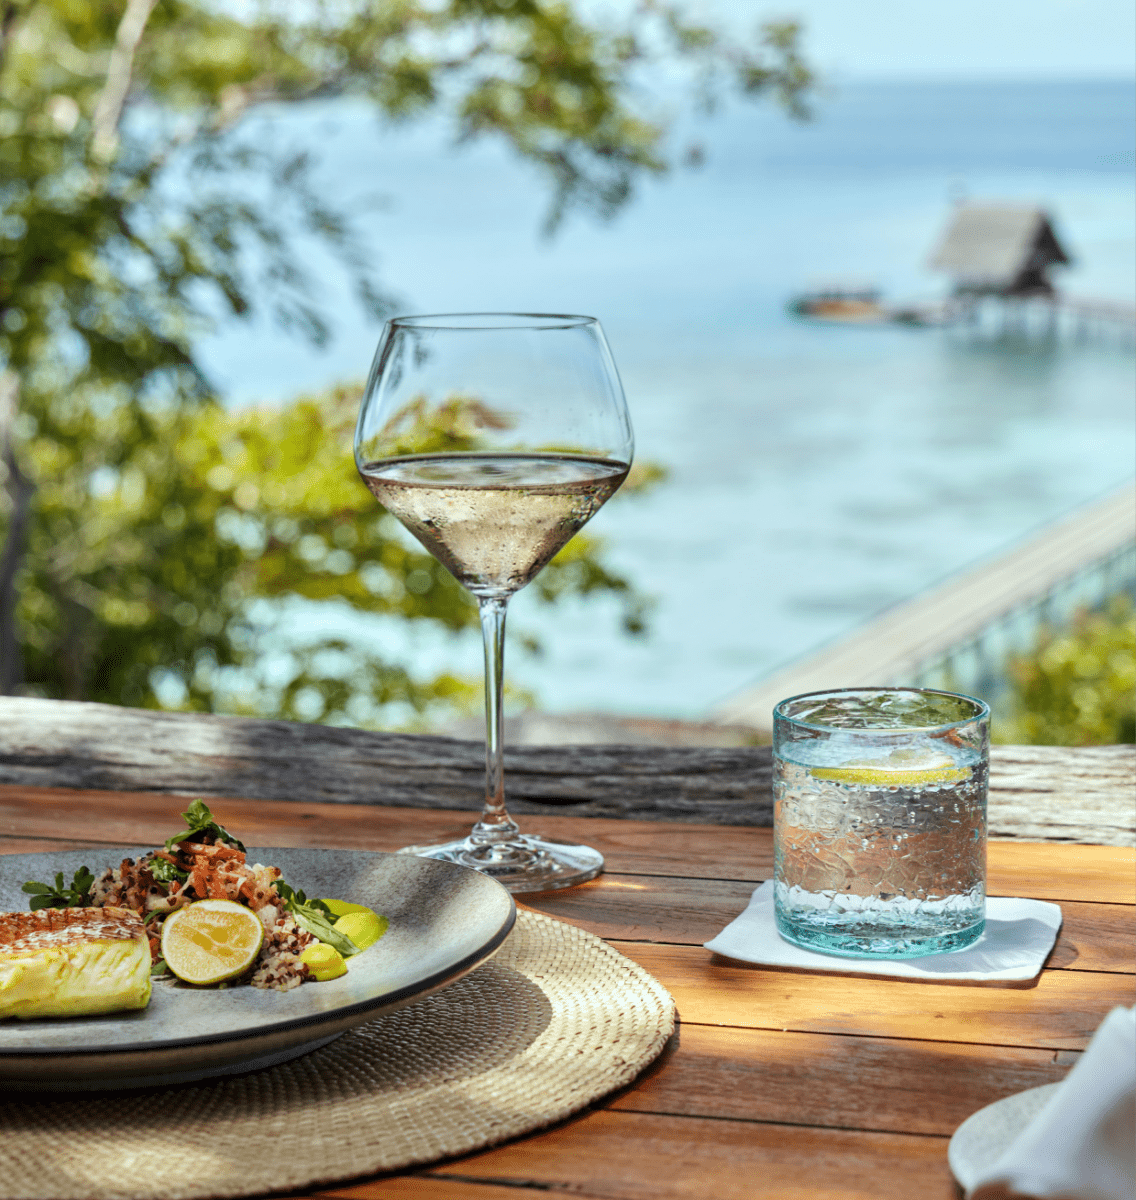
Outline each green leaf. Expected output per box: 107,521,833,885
21,866,95,909
150,856,189,883
276,881,359,956
164,799,246,852
291,908,360,957
275,882,333,919
72,867,95,902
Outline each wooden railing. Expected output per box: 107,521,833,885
714,482,1136,734
0,697,1131,845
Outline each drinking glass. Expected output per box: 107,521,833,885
354,313,633,892
773,687,989,957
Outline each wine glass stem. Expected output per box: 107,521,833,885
470,595,520,846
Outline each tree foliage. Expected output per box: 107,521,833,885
0,0,811,721
21,381,651,723
995,595,1136,746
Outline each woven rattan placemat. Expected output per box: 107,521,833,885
1,911,675,1200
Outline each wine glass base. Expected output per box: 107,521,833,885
397,834,603,894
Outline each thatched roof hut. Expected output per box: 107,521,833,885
929,204,1071,296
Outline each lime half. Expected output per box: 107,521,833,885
160,899,265,985
812,748,971,787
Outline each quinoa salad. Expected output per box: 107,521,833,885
21,801,359,992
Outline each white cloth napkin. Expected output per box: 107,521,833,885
969,1006,1136,1200
704,881,1062,981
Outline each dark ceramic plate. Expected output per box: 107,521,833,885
0,847,516,1090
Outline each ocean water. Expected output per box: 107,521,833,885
199,79,1136,722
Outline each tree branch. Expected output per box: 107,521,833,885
91,0,157,161
0,3,18,77
0,372,34,695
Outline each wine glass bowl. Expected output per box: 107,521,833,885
354,314,633,892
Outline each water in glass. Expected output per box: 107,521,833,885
774,688,989,957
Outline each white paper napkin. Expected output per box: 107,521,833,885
969,1006,1136,1200
704,881,1062,981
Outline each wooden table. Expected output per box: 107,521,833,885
2,781,1133,1200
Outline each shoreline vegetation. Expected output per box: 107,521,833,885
3,7,1131,747
0,0,808,725
998,594,1135,747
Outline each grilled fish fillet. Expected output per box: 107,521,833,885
0,907,151,1019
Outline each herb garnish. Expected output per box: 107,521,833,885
164,799,245,853
276,882,359,957
21,867,96,911
149,856,189,884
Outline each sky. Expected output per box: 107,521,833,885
705,0,1136,80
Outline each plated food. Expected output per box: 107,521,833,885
3,801,387,1020
0,846,516,1089
0,907,151,1020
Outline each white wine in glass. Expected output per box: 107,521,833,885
354,314,634,892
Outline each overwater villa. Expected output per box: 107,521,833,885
929,203,1072,298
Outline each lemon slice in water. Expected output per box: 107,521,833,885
160,899,265,986
812,748,971,787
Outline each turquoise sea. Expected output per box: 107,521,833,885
200,79,1136,722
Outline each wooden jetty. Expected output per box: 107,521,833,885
712,482,1136,735
946,291,1136,344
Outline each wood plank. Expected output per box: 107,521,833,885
1,696,1132,841
616,942,1136,1050
0,697,774,824
519,879,1134,974
517,874,759,944
985,744,1136,844
1045,902,1136,973
0,786,776,880
0,786,477,853
607,1025,1079,1136
988,841,1135,906
1,789,1131,901
311,1183,551,1200
314,1111,955,1200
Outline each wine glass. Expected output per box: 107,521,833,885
354,313,634,892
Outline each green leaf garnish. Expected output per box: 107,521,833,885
275,882,333,919
21,866,96,910
149,856,189,884
276,882,359,956
164,799,245,853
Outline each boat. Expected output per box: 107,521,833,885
787,285,887,323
